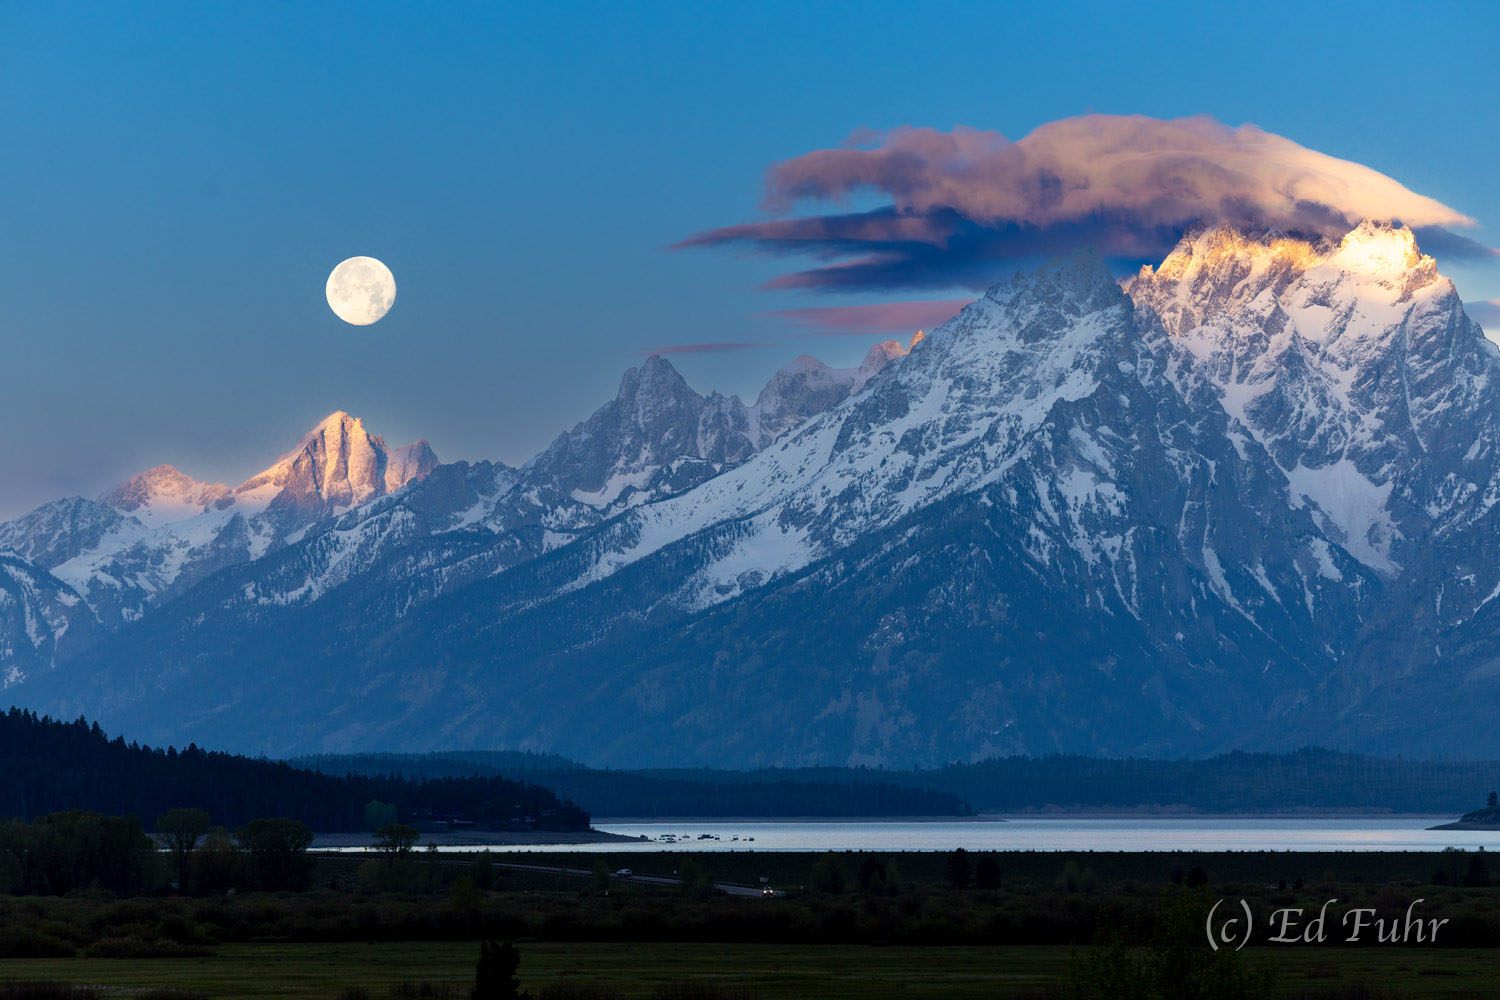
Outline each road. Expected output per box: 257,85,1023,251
488,860,768,897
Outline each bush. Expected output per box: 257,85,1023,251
1281,986,1395,1000
473,940,526,1000
945,849,972,890
81,936,212,958
537,985,622,1000
1069,890,1276,1000
648,986,761,1000
0,926,76,958
390,983,459,999
0,985,98,1000
975,856,1002,891
807,854,846,894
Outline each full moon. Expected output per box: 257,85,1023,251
325,256,396,325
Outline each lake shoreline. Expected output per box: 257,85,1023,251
596,810,1462,822
310,828,647,848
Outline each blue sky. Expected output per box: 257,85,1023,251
1,0,1496,518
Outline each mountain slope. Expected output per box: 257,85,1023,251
0,556,101,687
0,414,438,653
12,223,1500,765
16,246,1371,762
1131,222,1499,574
0,345,898,703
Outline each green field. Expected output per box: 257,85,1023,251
3,849,1497,1000
0,941,1495,999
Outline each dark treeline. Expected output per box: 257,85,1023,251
0,709,589,831
299,746,1500,817
294,752,971,817
0,810,318,896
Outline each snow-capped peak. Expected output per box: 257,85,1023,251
983,246,1124,321
236,411,438,516
1326,219,1426,278
1130,220,1494,575
858,328,926,375
1132,221,1442,343
98,465,233,527
748,331,923,449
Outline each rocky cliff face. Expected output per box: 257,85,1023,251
0,412,439,636
0,345,887,687
9,222,1500,764
1130,222,1499,575
0,556,100,687
238,411,438,522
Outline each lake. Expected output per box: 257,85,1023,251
485,817,1500,853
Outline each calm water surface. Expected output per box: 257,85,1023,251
462,817,1500,854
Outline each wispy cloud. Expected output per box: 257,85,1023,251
678,114,1489,292
765,299,971,335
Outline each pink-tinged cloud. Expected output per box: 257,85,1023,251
766,298,972,335
639,341,774,356
1469,300,1500,330
677,114,1488,292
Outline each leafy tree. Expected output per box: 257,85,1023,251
373,823,420,862
473,940,527,1000
235,817,313,891
676,858,715,899
472,850,496,890
1464,848,1490,887
0,810,158,895
808,853,846,894
193,825,239,894
945,848,971,890
155,807,210,892
364,800,399,831
883,858,901,892
1059,859,1082,894
975,854,1002,890
1070,890,1277,1000
450,874,482,915
856,856,888,894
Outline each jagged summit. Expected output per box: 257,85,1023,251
237,411,438,516
1129,220,1491,575
98,465,233,525
983,245,1125,319
860,330,924,371
1131,221,1446,340
1327,219,1427,276
18,223,1500,764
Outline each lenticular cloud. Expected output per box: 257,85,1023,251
677,114,1483,292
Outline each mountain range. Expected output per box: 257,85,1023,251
4,221,1499,767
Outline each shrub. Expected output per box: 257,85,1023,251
0,985,98,1000
390,983,459,999
807,855,845,894
0,926,75,959
648,985,761,1000
537,985,622,1000
81,936,212,959
472,940,526,1000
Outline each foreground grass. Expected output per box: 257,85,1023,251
0,942,1494,1000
